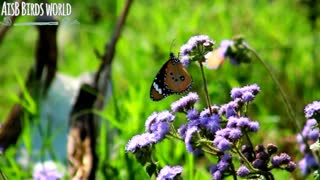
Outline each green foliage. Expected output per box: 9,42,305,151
0,0,318,179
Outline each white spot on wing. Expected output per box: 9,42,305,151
153,82,162,94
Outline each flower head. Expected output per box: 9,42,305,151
237,165,250,177
33,161,64,180
180,35,215,66
271,153,291,167
184,126,200,153
230,84,260,102
125,133,156,152
299,153,318,175
213,135,232,151
156,165,183,180
171,92,199,112
187,109,199,121
199,114,221,133
304,101,320,119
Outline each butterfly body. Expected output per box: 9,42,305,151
150,53,192,101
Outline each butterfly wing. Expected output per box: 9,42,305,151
150,53,192,101
205,49,226,69
164,58,192,93
150,59,174,101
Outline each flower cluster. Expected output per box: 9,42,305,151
126,83,296,179
126,111,174,153
297,101,320,175
180,35,215,66
156,165,183,180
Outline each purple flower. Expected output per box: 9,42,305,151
252,159,266,169
210,165,222,180
248,121,259,132
184,126,200,153
219,100,239,118
180,56,190,67
178,124,188,139
302,119,319,141
230,84,260,102
271,153,291,167
152,121,170,141
200,105,220,117
298,153,318,175
242,91,254,102
285,161,296,172
304,101,320,119
199,114,221,133
187,109,199,121
180,44,193,56
180,35,215,65
33,161,64,180
237,165,250,177
157,110,175,122
171,92,199,112
156,165,183,180
125,133,156,152
229,128,242,140
145,112,158,132
213,136,232,151
217,153,231,172
230,87,243,99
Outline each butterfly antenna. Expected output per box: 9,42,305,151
170,39,176,54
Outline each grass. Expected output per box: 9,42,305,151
0,0,319,179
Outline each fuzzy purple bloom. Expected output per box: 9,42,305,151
210,165,222,180
180,56,190,67
230,84,260,102
156,165,183,180
242,91,254,102
180,35,215,66
248,121,260,132
211,153,231,178
184,126,200,153
187,109,199,121
145,112,158,132
213,136,232,151
157,110,175,122
152,121,171,141
178,124,188,139
228,128,243,140
302,119,319,141
305,101,320,119
219,100,239,118
271,153,291,167
286,161,296,172
171,92,199,112
199,114,221,133
237,165,250,177
200,105,220,117
299,153,318,175
252,159,266,169
125,133,156,152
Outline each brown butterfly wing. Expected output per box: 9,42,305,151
150,59,175,101
164,59,192,93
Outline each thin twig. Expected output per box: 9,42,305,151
94,0,134,107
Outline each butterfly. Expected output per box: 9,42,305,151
150,53,192,101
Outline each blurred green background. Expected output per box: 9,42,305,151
0,0,319,179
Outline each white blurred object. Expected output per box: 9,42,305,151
18,72,111,165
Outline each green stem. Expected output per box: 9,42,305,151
199,61,212,114
249,48,300,130
234,145,256,171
